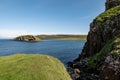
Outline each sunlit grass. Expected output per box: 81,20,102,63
95,5,120,21
0,54,71,80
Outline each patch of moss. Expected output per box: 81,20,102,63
95,5,120,21
87,35,120,68
0,54,72,80
110,37,120,58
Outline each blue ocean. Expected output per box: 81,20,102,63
0,39,85,65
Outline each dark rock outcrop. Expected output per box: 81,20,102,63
68,0,120,80
99,36,120,80
14,35,41,42
78,14,120,59
106,0,120,10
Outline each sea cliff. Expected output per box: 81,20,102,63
68,0,120,80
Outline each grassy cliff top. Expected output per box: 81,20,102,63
0,54,71,80
87,35,120,68
95,5,120,21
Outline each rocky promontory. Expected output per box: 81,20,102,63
14,35,41,42
68,0,120,80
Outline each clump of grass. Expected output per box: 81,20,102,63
95,5,120,21
0,54,72,80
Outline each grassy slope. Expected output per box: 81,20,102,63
87,35,120,68
0,54,72,80
95,5,120,21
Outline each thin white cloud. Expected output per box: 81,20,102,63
0,29,29,38
0,29,88,39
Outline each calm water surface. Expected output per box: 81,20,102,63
0,39,85,65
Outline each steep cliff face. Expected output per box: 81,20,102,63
77,4,120,59
99,35,120,80
87,35,120,80
68,1,120,80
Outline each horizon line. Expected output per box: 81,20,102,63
0,33,88,39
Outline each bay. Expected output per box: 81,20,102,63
0,39,85,65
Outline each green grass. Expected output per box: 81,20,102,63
0,54,72,80
87,35,120,68
95,5,120,21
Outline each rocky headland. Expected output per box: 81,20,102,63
68,0,120,80
14,35,41,42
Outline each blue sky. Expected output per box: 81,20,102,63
0,0,106,38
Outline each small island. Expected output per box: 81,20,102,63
14,35,41,42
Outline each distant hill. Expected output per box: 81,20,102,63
36,35,87,40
